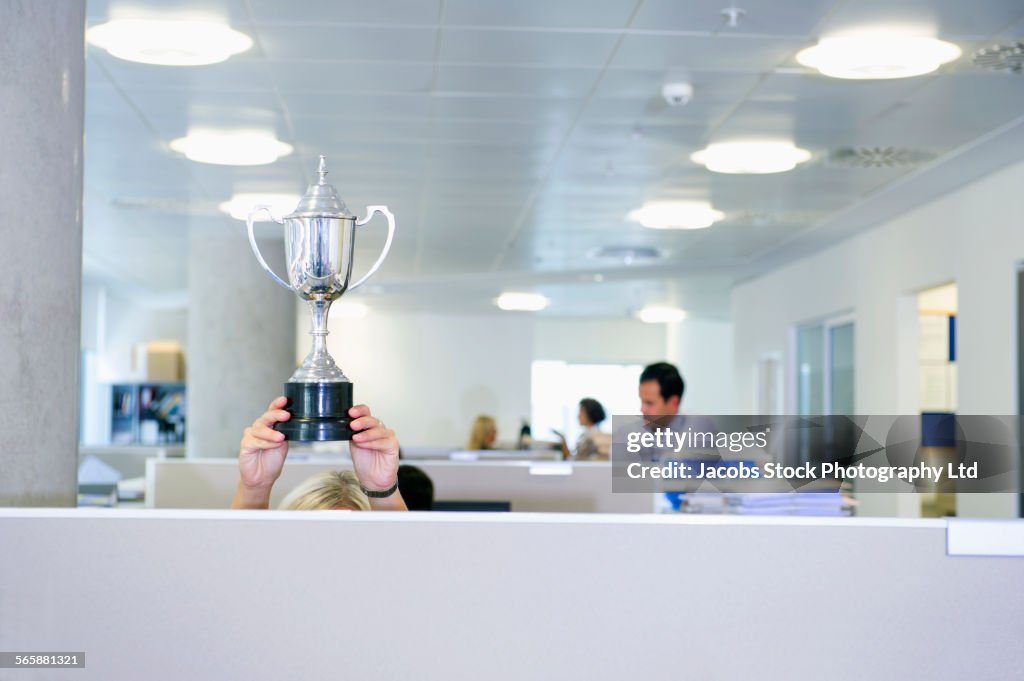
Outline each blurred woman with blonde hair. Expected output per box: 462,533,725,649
467,415,497,450
278,470,370,511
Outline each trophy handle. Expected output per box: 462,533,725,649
246,205,292,291
349,205,395,291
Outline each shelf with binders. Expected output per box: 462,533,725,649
110,382,186,445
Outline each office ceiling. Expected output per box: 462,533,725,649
82,0,1024,320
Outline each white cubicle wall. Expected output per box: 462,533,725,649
1,510,1021,681
146,458,656,513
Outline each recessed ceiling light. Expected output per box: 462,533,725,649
691,140,811,174
219,193,302,221
170,129,293,166
627,201,724,230
796,34,961,79
86,19,253,66
496,292,549,312
636,306,687,324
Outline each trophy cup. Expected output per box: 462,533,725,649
246,155,395,441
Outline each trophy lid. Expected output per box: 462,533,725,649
285,155,354,219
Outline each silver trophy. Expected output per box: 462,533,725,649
246,155,395,441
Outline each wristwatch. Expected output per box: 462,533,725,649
361,480,399,498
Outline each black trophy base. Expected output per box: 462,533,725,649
276,381,354,442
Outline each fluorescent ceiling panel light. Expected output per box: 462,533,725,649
87,19,253,66
636,306,687,324
796,34,961,79
496,292,549,312
691,141,811,174
627,201,724,230
170,129,293,166
219,193,301,221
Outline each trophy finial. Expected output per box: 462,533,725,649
317,155,328,185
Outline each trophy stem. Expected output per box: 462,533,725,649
308,297,331,358
286,297,348,383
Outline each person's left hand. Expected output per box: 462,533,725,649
348,404,400,493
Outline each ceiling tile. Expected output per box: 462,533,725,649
86,0,251,23
611,34,806,71
631,0,837,36
256,25,436,61
268,61,433,92
247,0,441,25
91,51,272,91
440,28,619,66
290,116,434,144
864,72,1024,149
285,92,432,119
820,0,1024,41
428,94,582,122
126,89,283,125
435,64,602,96
444,0,638,28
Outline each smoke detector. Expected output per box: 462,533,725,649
828,146,934,168
661,82,694,107
972,42,1024,73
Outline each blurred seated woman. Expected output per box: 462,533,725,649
231,396,407,511
560,397,612,460
467,415,497,450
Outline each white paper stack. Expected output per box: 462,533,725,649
683,491,851,516
726,492,850,516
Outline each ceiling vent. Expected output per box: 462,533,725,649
972,42,1024,73
827,146,934,168
589,246,663,265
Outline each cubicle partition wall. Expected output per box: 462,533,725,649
146,458,655,513
1,510,1021,680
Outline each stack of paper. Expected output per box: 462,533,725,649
682,492,852,516
726,492,850,516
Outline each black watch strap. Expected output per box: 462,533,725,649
361,480,399,498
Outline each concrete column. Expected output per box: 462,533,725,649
187,232,296,458
0,1,85,506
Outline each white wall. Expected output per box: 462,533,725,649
100,289,187,381
667,318,735,414
317,311,533,448
533,318,665,364
309,311,738,447
733,158,1024,518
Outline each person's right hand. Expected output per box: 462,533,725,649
238,396,290,491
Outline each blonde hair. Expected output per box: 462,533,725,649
467,415,497,450
278,470,370,511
